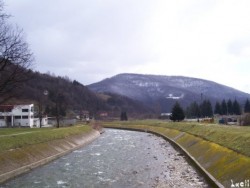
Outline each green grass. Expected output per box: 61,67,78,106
103,120,250,157
0,128,44,136
0,125,92,152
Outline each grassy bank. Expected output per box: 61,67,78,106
0,125,92,152
0,125,99,183
103,120,250,157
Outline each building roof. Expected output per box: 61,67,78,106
0,105,14,112
0,104,33,112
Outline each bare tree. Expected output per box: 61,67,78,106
0,1,33,104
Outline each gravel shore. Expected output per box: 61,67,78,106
146,134,208,188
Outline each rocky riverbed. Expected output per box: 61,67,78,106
145,134,208,188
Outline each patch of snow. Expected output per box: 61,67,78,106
132,80,160,88
91,153,101,156
166,94,184,100
57,180,68,185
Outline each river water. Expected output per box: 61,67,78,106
1,129,209,188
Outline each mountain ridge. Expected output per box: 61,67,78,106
88,73,250,112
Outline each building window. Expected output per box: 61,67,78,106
22,116,28,119
0,116,4,119
31,107,34,112
22,109,29,112
15,116,21,119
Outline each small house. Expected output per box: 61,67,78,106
0,104,35,128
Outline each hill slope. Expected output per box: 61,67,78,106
88,73,250,112
6,72,151,117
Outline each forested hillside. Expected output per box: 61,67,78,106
7,71,151,118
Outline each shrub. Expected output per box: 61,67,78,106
242,113,250,126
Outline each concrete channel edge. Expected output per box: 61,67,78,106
0,130,100,184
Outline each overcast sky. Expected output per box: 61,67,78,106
5,0,250,93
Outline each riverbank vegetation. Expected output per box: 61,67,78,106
0,125,92,152
103,120,250,157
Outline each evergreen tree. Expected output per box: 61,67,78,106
244,99,250,113
214,101,222,115
233,99,241,115
120,111,128,121
200,102,205,117
200,100,213,117
170,102,185,122
193,102,201,118
185,102,200,118
221,99,228,115
206,100,213,117
227,99,233,115
185,106,191,118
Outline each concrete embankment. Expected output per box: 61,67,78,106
104,125,250,188
0,129,100,183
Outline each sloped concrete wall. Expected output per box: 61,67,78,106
0,130,100,183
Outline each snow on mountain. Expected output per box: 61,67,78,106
88,73,250,112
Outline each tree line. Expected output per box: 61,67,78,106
186,99,250,119
171,99,250,121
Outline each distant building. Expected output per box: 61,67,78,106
33,116,49,127
214,114,240,125
97,111,109,120
0,104,35,128
81,110,90,119
159,113,172,119
99,111,108,117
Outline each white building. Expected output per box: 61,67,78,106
160,113,172,119
33,117,49,127
0,104,35,128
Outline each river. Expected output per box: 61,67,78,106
0,129,209,188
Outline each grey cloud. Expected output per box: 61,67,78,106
16,0,154,77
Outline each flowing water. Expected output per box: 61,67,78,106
1,129,209,188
